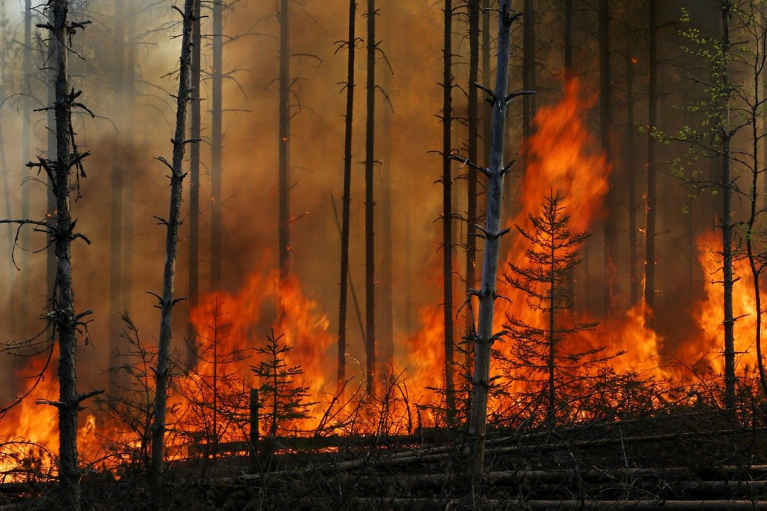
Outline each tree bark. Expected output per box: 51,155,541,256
564,0,574,312
46,6,56,310
151,0,196,483
188,0,201,366
468,0,517,477
122,2,135,327
279,0,290,281
522,0,536,147
442,0,455,422
379,69,394,372
599,0,617,316
644,0,657,325
364,0,376,393
337,0,356,392
211,0,223,290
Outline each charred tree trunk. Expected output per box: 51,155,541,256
337,0,356,392
188,0,201,366
364,0,376,393
720,0,736,411
466,0,479,373
279,0,290,281
599,0,617,316
442,0,455,422
626,57,638,306
46,7,56,310
468,1,519,477
109,0,126,397
49,1,92,508
211,0,223,290
644,0,657,325
151,0,196,483
482,0,491,167
20,0,31,331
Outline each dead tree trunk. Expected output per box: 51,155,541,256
337,0,356,392
442,0,455,422
279,0,290,281
364,0,376,393
564,0,574,313
20,0,31,331
188,0,201,366
379,69,393,372
522,0,536,149
467,1,522,477
466,0,479,374
599,0,617,316
211,0,223,290
644,0,657,325
49,1,93,508
720,0,736,411
109,0,126,397
151,0,196,483
46,6,56,310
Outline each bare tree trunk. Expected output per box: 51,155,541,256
548,239,555,427
720,0,736,411
482,0,491,167
279,0,290,281
442,0,455,422
109,0,125,397
644,0,657,325
626,57,638,306
151,0,196,483
188,0,201,366
599,0,617,316
0,110,13,337
50,1,90,508
211,0,223,290
466,0,479,375
522,0,536,148
337,0,356,392
364,0,376,393
20,0,31,331
468,0,518,477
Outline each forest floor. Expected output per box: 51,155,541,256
4,410,767,510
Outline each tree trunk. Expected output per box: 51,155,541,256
279,0,290,281
364,0,376,393
337,0,356,392
468,0,517,477
20,0,31,332
51,1,86,508
548,234,555,427
187,0,201,366
720,0,736,411
442,0,455,422
211,0,223,290
522,0,536,147
151,0,196,483
109,0,125,397
626,58,638,306
46,6,56,310
466,0,479,375
644,0,657,325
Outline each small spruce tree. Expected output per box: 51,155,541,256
251,331,314,436
503,191,601,426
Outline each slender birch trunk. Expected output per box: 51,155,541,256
151,0,196,482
